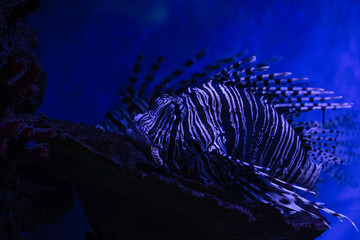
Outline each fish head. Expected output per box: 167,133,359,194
126,94,185,166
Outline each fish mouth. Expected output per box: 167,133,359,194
126,122,163,166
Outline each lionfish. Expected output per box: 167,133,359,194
97,49,358,230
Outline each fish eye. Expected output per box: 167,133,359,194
152,98,161,109
164,103,176,115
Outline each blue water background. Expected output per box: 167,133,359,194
26,0,360,239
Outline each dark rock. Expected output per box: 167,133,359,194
45,118,328,240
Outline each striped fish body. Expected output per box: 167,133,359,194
111,52,357,230
128,79,320,189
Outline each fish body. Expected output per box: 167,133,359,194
99,52,357,230
129,80,320,190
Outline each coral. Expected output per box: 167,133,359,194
0,0,46,115
0,1,74,239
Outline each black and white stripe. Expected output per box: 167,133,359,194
135,80,318,187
